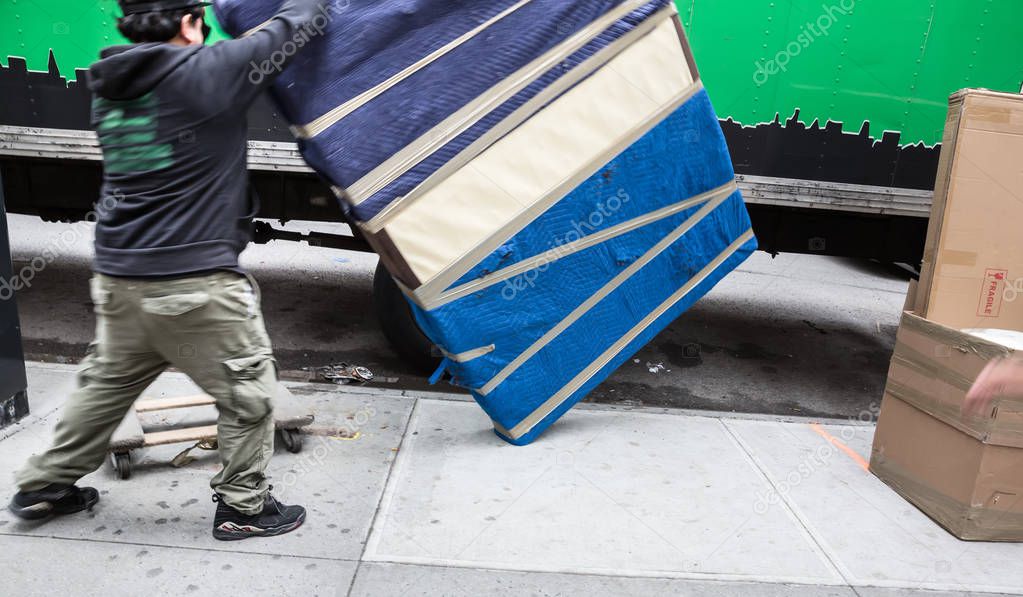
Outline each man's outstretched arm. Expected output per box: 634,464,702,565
200,0,331,107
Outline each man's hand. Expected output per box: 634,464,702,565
963,357,1023,418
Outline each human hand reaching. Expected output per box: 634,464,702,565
963,357,1023,418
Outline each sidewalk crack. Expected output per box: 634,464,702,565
717,418,858,593
346,395,420,597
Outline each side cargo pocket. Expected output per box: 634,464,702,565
222,354,277,424
89,278,112,313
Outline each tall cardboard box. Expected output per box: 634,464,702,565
871,89,1023,541
915,89,1023,326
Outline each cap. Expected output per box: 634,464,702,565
118,1,211,16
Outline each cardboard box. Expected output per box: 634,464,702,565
915,89,1023,330
872,88,1023,541
871,312,1023,540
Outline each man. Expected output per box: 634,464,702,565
8,0,325,541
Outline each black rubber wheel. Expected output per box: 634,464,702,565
111,452,132,480
373,262,441,374
280,429,303,454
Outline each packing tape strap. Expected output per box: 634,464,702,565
964,105,1015,125
938,250,978,267
872,456,1023,540
888,346,1023,447
439,344,496,364
499,228,756,440
347,0,671,205
885,376,1023,448
422,181,738,311
294,0,539,138
901,313,1013,362
891,345,974,393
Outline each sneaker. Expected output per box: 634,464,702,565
9,484,100,521
212,492,306,541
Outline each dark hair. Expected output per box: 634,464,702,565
117,7,203,43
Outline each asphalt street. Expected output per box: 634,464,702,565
6,214,913,419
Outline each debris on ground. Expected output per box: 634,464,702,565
316,363,375,385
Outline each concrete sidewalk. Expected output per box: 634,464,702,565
1,362,1020,596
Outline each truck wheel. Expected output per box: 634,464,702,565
373,262,441,374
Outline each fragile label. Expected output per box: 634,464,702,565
976,268,1008,318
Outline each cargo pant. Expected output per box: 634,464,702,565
16,272,277,515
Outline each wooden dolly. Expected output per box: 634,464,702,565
108,392,314,480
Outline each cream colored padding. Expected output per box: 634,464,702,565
361,6,677,236
382,17,696,286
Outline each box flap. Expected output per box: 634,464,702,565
904,278,918,313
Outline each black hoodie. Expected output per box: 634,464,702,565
88,0,325,277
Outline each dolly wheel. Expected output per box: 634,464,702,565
280,429,303,454
111,452,133,480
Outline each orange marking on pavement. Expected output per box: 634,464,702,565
809,423,869,471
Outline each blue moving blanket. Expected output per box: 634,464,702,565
216,0,757,444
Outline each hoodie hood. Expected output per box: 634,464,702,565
87,43,201,101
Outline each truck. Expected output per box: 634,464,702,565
1,0,1021,369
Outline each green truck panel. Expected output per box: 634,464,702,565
4,1,1020,146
